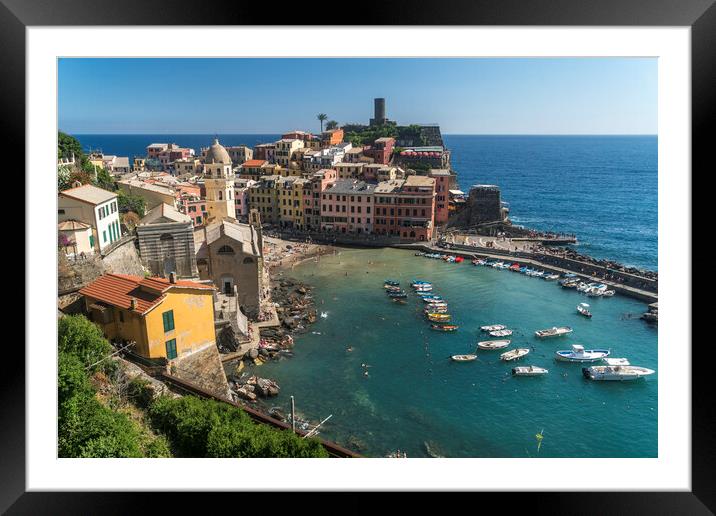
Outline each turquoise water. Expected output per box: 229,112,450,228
256,248,657,458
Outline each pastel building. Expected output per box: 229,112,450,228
320,179,376,234
364,137,395,165
225,145,253,166
394,175,436,241
303,169,336,231
234,178,256,220
275,139,304,167
253,143,276,163
248,175,281,224
429,169,451,224
117,179,177,211
58,184,121,253
80,273,216,361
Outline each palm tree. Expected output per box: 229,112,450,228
317,113,328,132
326,120,338,130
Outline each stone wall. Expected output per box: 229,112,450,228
101,236,145,276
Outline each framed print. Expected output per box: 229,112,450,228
5,0,710,512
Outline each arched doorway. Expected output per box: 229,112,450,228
220,274,235,295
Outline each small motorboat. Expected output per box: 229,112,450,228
454,256,464,263
512,365,549,376
582,361,655,380
427,313,451,322
535,326,573,338
431,324,459,332
384,280,400,286
413,285,433,292
500,348,530,361
384,285,402,292
576,303,592,318
451,354,477,362
489,329,513,337
555,344,610,362
602,290,616,297
481,324,506,332
392,298,407,304
424,306,448,313
476,339,510,350
387,291,407,298
543,273,560,281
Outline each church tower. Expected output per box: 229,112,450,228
203,138,235,222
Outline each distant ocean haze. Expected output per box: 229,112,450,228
72,133,657,271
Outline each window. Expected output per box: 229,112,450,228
119,311,124,323
103,231,107,243
165,338,177,360
162,310,175,332
218,245,235,255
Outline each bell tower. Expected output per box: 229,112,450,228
203,138,235,222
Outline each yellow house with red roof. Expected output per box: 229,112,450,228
79,273,216,361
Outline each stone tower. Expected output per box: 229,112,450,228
203,138,235,222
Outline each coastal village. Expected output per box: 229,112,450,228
57,98,659,457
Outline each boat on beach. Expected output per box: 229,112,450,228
451,354,477,362
481,324,506,332
512,365,549,376
555,344,610,362
431,324,459,332
489,329,513,337
477,339,510,350
535,326,573,338
576,303,592,318
500,348,530,361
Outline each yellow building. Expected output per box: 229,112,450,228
79,273,217,361
248,175,281,224
277,176,309,229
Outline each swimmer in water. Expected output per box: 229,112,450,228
346,346,353,352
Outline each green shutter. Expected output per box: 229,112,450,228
162,310,175,332
165,338,177,359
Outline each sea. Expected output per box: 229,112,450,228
71,134,658,457
71,134,657,271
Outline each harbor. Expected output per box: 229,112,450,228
255,246,658,458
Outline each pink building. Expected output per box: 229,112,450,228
303,169,336,231
428,169,451,225
178,195,208,227
364,137,395,165
320,179,376,234
234,178,256,220
157,144,193,171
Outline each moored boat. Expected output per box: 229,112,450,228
512,365,549,376
451,354,477,362
387,291,407,298
555,344,610,362
476,339,510,350
489,329,513,337
576,303,592,318
535,326,573,338
582,362,655,381
384,279,400,286
431,324,459,332
500,348,530,361
426,313,451,322
480,324,506,332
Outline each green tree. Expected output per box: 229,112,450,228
325,120,338,130
93,166,116,192
317,113,328,132
117,189,146,217
58,131,83,161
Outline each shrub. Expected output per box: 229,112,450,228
58,315,112,370
149,396,328,458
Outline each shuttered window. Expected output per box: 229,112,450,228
162,310,175,332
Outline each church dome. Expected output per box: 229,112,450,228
204,138,232,165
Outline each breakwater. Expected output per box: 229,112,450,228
399,243,657,303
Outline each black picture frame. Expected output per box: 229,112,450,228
4,0,709,512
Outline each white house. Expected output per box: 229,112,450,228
58,184,121,253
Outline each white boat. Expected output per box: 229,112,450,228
481,324,506,332
500,348,530,361
543,273,560,281
492,261,505,268
555,344,610,362
576,303,592,318
602,290,616,297
582,363,655,381
451,354,478,362
489,329,513,337
512,365,549,376
476,339,510,350
535,326,573,338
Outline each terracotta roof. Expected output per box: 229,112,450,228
79,273,214,315
241,159,267,168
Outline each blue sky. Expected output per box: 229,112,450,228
58,58,657,135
